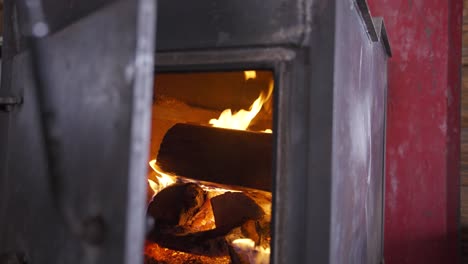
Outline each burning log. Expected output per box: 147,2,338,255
211,192,265,234
146,186,268,255
145,171,273,263
147,191,264,239
156,123,273,192
147,183,206,230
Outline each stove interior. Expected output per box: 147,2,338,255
144,70,274,264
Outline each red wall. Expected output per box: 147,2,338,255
366,0,462,263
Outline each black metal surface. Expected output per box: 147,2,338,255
0,252,28,264
155,0,385,53
38,0,113,34
373,17,392,56
0,1,156,264
3,0,115,57
19,0,85,241
155,0,312,51
330,1,387,262
0,96,22,112
0,0,388,263
355,0,378,41
301,0,336,262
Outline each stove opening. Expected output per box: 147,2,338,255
144,70,274,264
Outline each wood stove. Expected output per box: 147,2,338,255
0,0,390,263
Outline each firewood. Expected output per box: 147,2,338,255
241,220,260,244
147,191,266,256
157,123,273,191
211,192,265,233
148,230,230,257
147,183,206,229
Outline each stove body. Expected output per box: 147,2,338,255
0,0,390,263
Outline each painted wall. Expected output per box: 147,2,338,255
366,0,462,263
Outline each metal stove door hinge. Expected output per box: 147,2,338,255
0,96,23,112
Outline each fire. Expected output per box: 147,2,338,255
209,71,273,132
146,70,273,263
147,159,241,199
147,159,177,197
244,70,257,80
147,159,272,263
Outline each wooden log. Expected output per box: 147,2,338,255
147,183,206,228
146,190,267,257
157,123,273,191
211,192,264,233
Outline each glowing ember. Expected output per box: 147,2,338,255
232,238,271,264
209,71,273,132
145,241,230,264
146,159,272,263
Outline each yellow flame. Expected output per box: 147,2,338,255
148,179,158,193
148,159,241,199
209,79,273,132
147,159,177,198
244,70,257,80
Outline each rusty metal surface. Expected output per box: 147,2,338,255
0,1,156,263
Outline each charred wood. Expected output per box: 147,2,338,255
147,183,206,228
211,192,265,233
146,189,266,256
157,123,273,191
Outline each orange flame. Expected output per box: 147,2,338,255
209,71,273,132
147,159,241,199
147,159,177,198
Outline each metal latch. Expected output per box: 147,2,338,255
0,96,23,112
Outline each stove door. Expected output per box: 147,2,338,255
0,1,156,263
